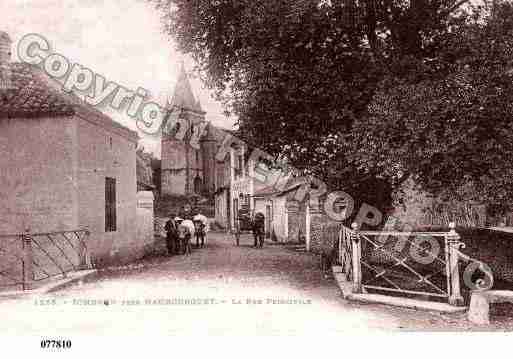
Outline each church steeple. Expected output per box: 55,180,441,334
168,62,204,113
161,61,209,198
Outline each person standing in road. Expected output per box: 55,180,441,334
252,212,265,248
164,215,178,255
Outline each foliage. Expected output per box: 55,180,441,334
350,1,513,208
150,0,513,211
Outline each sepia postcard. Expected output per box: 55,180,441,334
1,0,512,356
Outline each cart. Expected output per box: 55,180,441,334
233,209,253,246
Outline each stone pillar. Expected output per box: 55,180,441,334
286,200,300,242
305,202,311,251
351,222,363,293
308,198,324,253
446,222,464,306
468,292,490,325
137,191,155,256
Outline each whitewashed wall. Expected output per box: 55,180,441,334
136,191,154,255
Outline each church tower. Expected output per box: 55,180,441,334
161,63,206,196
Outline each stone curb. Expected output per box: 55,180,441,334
0,269,98,301
332,266,354,299
331,265,467,313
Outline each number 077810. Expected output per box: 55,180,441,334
40,339,72,349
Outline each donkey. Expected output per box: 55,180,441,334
193,214,209,248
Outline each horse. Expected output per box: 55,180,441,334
177,219,195,255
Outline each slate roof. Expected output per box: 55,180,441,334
168,63,204,113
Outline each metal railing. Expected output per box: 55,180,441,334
0,229,91,291
338,223,467,306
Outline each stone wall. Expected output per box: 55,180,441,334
161,169,187,197
161,137,205,196
287,201,301,242
391,178,487,228
273,196,288,241
0,116,78,234
0,112,144,285
76,115,138,266
161,139,188,196
214,189,229,229
309,203,341,257
0,234,24,290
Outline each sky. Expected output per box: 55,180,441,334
2,0,235,157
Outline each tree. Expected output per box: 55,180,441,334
350,1,513,210
150,0,496,210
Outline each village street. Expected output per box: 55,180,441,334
0,232,512,335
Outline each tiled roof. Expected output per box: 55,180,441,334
254,177,307,198
0,63,138,141
0,63,75,118
254,185,280,197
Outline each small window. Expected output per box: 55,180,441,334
105,177,117,232
109,137,113,149
196,150,199,163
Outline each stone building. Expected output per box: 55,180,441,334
253,181,309,242
212,140,310,243
214,140,254,230
0,31,147,266
160,65,219,197
213,145,233,228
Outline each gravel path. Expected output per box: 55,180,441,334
0,232,511,335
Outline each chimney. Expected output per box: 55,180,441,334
0,31,14,92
